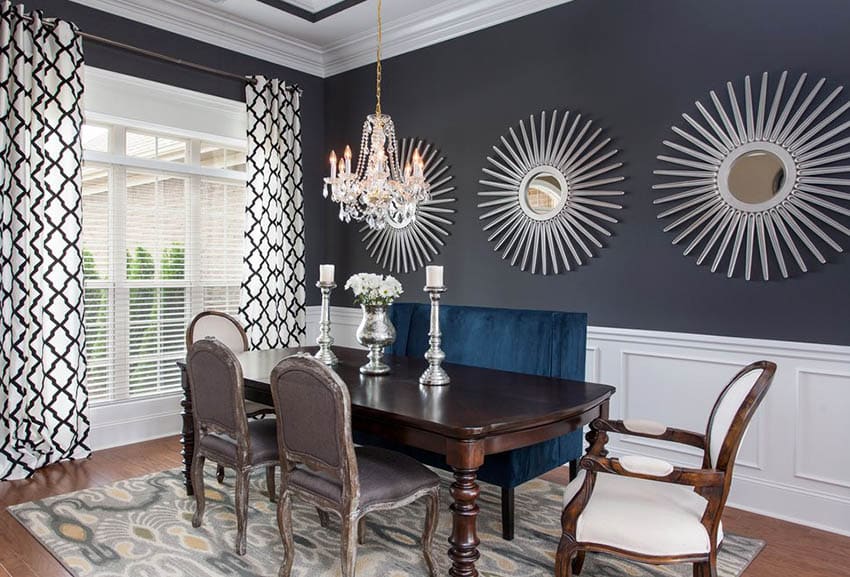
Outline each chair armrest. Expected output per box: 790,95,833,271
619,455,674,476
591,418,705,450
580,453,723,488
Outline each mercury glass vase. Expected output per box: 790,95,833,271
355,304,396,375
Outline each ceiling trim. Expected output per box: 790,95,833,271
70,0,573,78
255,0,368,23
323,0,574,76
70,0,327,76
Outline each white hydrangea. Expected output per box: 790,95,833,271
345,272,404,306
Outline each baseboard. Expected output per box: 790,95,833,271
88,394,182,451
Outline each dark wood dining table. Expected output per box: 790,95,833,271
179,346,614,577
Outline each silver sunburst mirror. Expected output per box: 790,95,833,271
360,138,456,273
654,71,850,281
478,109,625,275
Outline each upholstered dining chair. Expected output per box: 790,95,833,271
186,310,274,483
557,360,776,577
270,354,441,577
186,338,279,555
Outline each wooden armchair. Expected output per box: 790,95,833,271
557,360,776,577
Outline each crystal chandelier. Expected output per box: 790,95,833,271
323,0,430,230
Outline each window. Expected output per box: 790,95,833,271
81,123,247,403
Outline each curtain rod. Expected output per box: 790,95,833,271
15,12,302,92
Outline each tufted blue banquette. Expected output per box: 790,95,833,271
362,303,587,540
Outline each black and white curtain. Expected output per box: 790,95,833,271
0,3,89,480
239,77,306,349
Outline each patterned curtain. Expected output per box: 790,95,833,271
0,3,89,480
239,76,305,349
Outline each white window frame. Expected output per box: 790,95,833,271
83,67,248,407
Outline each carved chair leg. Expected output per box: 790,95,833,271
422,488,440,577
555,537,579,577
572,551,585,575
500,486,515,541
277,492,294,577
693,562,707,577
216,464,225,484
266,465,277,503
340,514,359,577
357,516,367,545
316,508,331,528
191,454,206,528
234,469,250,556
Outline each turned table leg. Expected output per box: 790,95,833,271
180,366,195,496
447,441,484,577
449,467,481,577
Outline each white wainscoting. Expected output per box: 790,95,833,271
89,393,183,451
307,306,850,536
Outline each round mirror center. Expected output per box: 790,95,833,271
526,173,564,215
727,150,786,204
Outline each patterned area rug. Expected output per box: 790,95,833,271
9,466,763,576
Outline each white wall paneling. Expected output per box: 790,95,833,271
795,369,850,489
89,394,182,451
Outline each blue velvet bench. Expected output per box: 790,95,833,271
357,303,587,540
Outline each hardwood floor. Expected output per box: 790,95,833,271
1,437,848,577
0,436,181,577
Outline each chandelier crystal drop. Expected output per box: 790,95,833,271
323,0,429,230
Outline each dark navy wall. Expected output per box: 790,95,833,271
323,0,850,345
27,0,331,305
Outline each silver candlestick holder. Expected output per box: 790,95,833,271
419,285,450,386
314,281,338,367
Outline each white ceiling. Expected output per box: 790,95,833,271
70,0,573,77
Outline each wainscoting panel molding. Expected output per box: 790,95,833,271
306,305,850,536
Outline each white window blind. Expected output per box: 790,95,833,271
81,123,247,403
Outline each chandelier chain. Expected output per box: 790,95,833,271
375,0,382,118
322,0,431,231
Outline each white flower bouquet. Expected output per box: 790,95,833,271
345,273,403,307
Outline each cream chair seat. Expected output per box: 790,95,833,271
557,361,776,577
563,469,724,557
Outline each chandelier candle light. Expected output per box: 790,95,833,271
323,0,430,230
420,265,450,386
314,264,338,367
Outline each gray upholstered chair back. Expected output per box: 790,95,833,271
270,355,357,483
186,338,248,442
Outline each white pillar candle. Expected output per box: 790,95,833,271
319,264,335,284
425,265,444,288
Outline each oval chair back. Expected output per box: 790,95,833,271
705,361,775,473
186,310,248,353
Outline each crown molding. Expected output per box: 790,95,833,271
70,0,326,77
323,0,574,76
70,0,573,78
